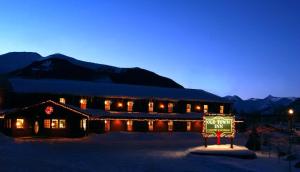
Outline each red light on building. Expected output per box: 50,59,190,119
45,106,54,115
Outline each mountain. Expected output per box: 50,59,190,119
0,52,42,74
3,52,183,88
224,95,297,115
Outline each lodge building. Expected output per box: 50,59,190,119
0,78,232,137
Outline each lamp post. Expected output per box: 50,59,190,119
288,108,294,172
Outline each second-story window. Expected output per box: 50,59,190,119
59,98,66,104
204,105,208,113
80,99,87,110
127,101,134,112
168,103,174,113
148,101,154,112
186,104,191,113
104,100,111,111
220,105,224,114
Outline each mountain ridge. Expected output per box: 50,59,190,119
1,52,183,89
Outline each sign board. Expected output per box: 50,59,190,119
203,116,235,138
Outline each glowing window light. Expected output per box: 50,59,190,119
59,119,66,128
59,98,66,104
186,104,191,113
104,120,110,132
80,99,87,110
127,120,133,131
220,105,224,114
44,119,50,128
104,100,111,111
16,119,24,129
127,101,134,112
204,105,208,113
51,119,58,128
168,103,174,113
148,120,154,131
148,101,154,112
81,119,87,131
168,121,173,131
187,121,191,131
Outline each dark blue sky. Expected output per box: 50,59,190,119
0,0,299,99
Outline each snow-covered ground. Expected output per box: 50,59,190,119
0,132,296,172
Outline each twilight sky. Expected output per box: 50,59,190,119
0,0,299,99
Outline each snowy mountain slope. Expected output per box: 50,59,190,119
5,52,183,88
224,95,297,115
0,52,42,74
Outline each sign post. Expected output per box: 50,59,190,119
203,115,235,148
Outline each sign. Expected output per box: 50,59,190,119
203,116,235,138
45,106,54,115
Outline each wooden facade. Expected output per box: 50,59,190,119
3,100,89,138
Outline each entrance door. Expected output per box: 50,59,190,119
34,121,39,135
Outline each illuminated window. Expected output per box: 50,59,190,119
44,119,50,128
51,119,59,128
195,105,201,111
127,101,134,112
104,100,111,111
168,103,174,113
148,120,154,131
59,98,66,104
59,119,66,128
186,104,191,113
220,105,224,114
187,121,191,131
80,119,87,131
148,101,154,112
104,120,110,132
127,120,133,131
168,121,173,131
80,99,87,110
204,105,208,113
16,119,24,129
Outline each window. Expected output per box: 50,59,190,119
80,99,87,110
220,105,224,114
204,105,208,113
80,119,87,131
187,121,191,131
44,119,50,128
148,101,154,112
168,121,173,131
127,120,133,132
104,100,111,111
104,120,110,132
168,103,174,113
186,104,191,113
59,98,66,104
16,119,24,129
59,119,66,128
127,101,134,112
148,120,154,131
51,119,59,128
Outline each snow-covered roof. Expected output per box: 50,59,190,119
9,78,227,102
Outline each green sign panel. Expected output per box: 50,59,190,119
203,116,235,137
